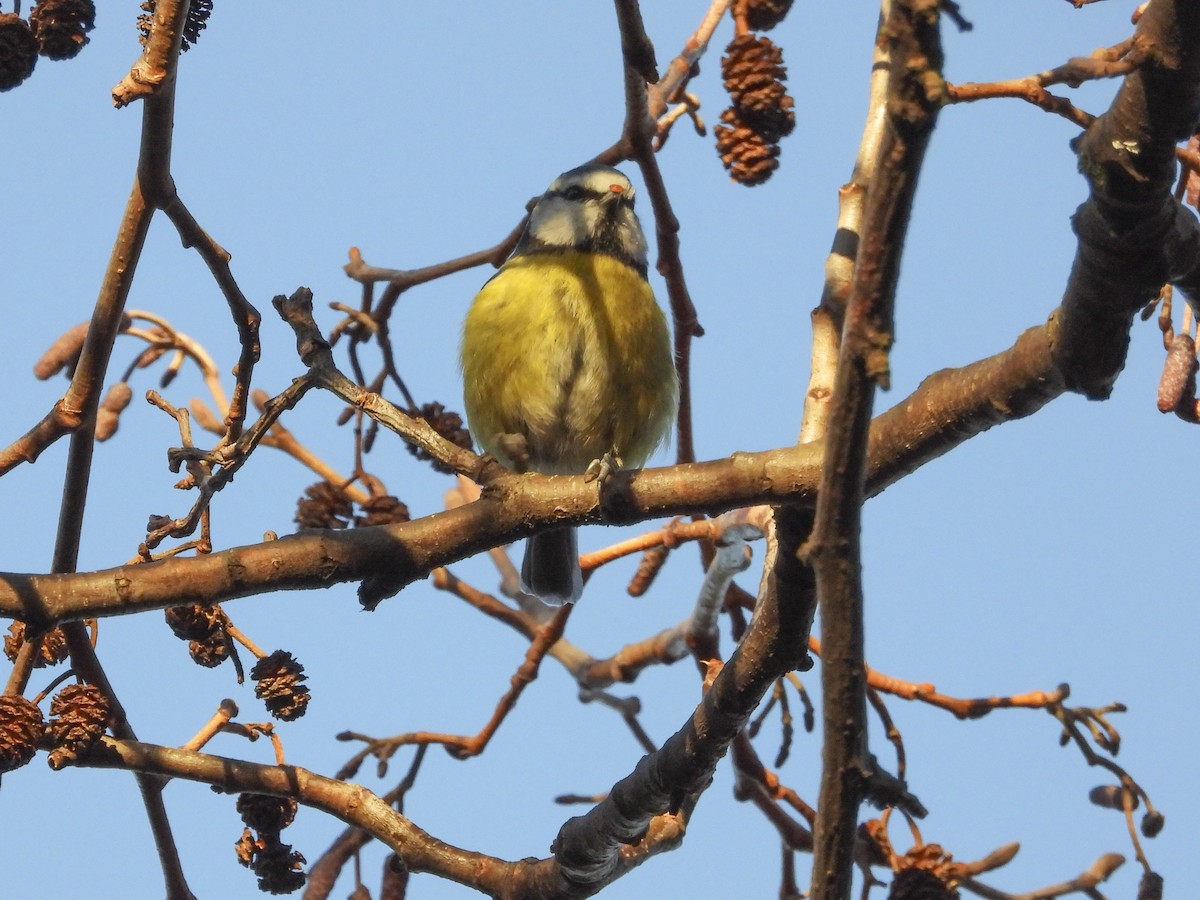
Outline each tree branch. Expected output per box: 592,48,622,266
805,3,944,897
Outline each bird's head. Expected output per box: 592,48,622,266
518,164,649,274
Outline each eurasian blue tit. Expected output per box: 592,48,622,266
460,164,678,604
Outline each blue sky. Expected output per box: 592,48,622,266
1,2,1192,897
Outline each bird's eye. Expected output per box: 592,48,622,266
561,185,585,201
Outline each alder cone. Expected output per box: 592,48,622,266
46,683,110,768
355,494,411,527
252,650,311,721
408,401,473,474
715,108,781,186
4,622,70,668
165,603,224,642
295,482,352,530
744,0,794,31
29,0,95,60
887,866,958,900
0,14,38,91
721,34,796,143
0,695,45,772
237,793,298,833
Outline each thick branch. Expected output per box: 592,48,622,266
0,300,1147,628
806,2,943,897
1058,0,1200,397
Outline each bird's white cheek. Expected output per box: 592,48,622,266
530,201,595,250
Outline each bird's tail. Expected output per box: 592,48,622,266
521,527,582,605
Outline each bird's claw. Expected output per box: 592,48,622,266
584,448,623,488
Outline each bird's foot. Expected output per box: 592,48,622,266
584,448,623,488
496,433,532,474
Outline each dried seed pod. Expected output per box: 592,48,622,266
1088,784,1137,810
0,694,46,773
252,651,311,721
354,494,411,528
407,402,473,474
237,793,298,833
295,482,353,530
1141,810,1165,838
29,0,95,60
46,683,110,768
96,382,134,441
0,13,38,92
627,545,669,596
715,107,781,186
1156,333,1197,413
743,0,794,31
34,322,90,379
3,621,70,668
1138,871,1164,900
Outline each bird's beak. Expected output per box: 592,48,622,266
602,183,628,213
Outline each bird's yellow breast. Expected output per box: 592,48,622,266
461,251,677,474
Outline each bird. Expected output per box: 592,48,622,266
460,163,678,605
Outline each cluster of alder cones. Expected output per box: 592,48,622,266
0,0,214,92
0,0,94,90
715,0,797,186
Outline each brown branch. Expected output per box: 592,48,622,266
646,0,731,120
10,159,1200,628
76,738,534,897
756,0,901,723
808,636,1068,719
344,228,524,325
947,79,1096,128
0,314,1133,626
806,4,943,897
960,852,1125,900
732,732,816,849
179,699,239,752
1060,0,1200,397
578,518,718,572
273,289,478,481
615,0,705,465
432,558,690,692
573,624,692,688
157,198,261,445
543,519,813,894
947,36,1148,128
